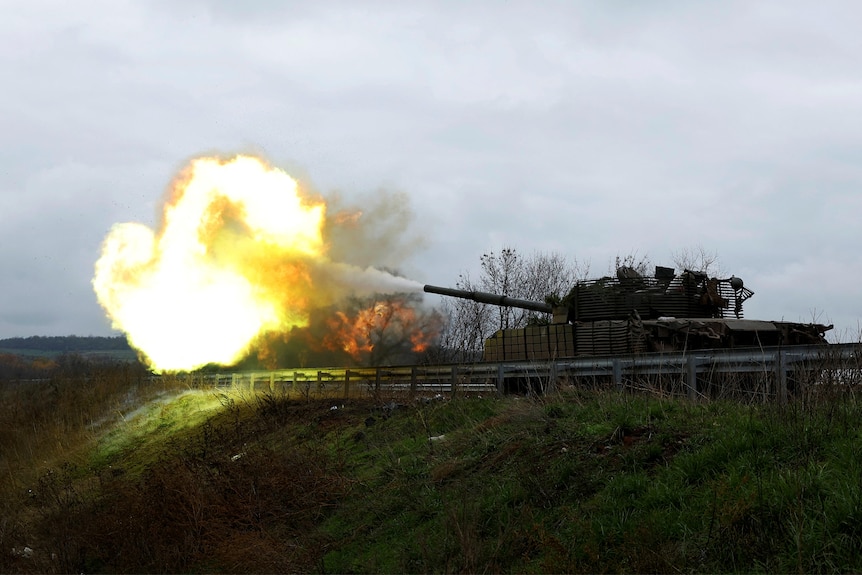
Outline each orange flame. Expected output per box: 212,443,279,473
323,299,439,363
92,154,428,372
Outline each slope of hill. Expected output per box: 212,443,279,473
2,368,862,573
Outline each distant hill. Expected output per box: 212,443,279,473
0,335,137,360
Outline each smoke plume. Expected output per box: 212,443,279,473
92,154,430,371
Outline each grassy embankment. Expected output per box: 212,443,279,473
2,359,862,573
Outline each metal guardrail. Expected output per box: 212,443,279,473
183,343,862,403
188,365,501,397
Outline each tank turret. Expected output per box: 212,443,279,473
559,267,755,322
427,266,753,323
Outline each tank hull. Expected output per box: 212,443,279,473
483,318,831,362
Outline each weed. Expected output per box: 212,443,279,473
4,365,862,573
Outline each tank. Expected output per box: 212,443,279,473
425,265,833,361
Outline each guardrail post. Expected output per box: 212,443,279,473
497,363,505,396
231,373,237,390
249,373,255,392
344,370,351,399
686,355,698,401
451,365,458,395
776,350,788,405
317,371,323,394
612,359,622,390
547,362,558,394
269,372,275,393
292,372,299,395
410,367,417,397
375,369,381,394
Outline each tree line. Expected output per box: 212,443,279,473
0,335,132,352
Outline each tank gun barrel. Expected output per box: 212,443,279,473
424,284,553,314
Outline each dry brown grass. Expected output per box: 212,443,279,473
0,358,173,485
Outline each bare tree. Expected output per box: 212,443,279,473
478,248,526,330
435,247,586,362
671,245,723,275
612,252,652,277
429,281,487,364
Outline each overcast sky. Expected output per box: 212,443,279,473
2,0,861,341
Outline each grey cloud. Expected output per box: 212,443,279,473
2,0,862,340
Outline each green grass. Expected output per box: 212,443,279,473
3,370,862,573
87,389,225,476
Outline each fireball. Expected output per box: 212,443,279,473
93,154,434,371
93,155,330,371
